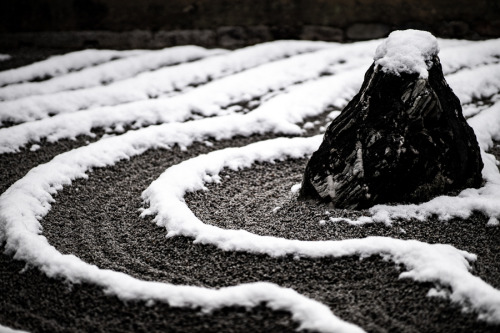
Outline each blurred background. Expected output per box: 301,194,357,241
0,0,499,51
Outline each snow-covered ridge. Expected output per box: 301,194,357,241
0,46,226,101
2,38,500,154
141,135,500,324
0,49,147,87
0,41,376,153
1,96,500,329
0,40,332,125
1,37,500,331
374,29,439,79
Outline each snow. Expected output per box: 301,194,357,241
318,98,500,227
0,54,11,62
0,46,225,101
438,38,500,74
2,102,499,327
447,63,500,106
291,184,302,193
0,42,375,153
0,49,146,87
0,41,333,124
29,144,40,152
1,36,500,330
303,121,315,129
374,30,439,79
2,38,498,154
0,324,29,333
140,136,500,323
487,217,499,226
427,287,449,299
0,138,367,333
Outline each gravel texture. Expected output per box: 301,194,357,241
0,134,497,332
1,51,499,333
0,47,74,72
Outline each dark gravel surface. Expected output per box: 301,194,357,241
187,158,500,290
0,47,76,72
0,134,498,332
0,133,102,195
1,52,499,333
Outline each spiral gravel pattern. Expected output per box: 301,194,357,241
1,40,500,332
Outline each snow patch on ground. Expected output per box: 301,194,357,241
29,144,40,152
0,54,11,62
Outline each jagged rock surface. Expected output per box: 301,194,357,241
299,55,483,209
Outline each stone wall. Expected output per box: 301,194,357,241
1,0,499,49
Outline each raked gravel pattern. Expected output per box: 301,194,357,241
1,36,500,332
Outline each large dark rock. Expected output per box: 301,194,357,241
299,31,483,209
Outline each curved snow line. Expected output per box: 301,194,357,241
1,65,499,331
468,101,500,151
0,90,496,333
0,52,370,153
1,38,499,330
0,103,367,333
0,41,333,125
0,46,226,101
0,49,147,87
463,94,500,119
0,186,362,333
140,135,500,323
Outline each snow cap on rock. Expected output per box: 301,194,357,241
374,30,439,79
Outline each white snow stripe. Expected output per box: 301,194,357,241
0,49,147,87
468,101,500,151
2,37,500,330
0,45,373,153
447,63,500,106
141,135,500,323
439,38,500,74
0,41,333,125
1,49,497,156
0,39,496,153
0,46,226,101
2,81,500,328
0,123,366,333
